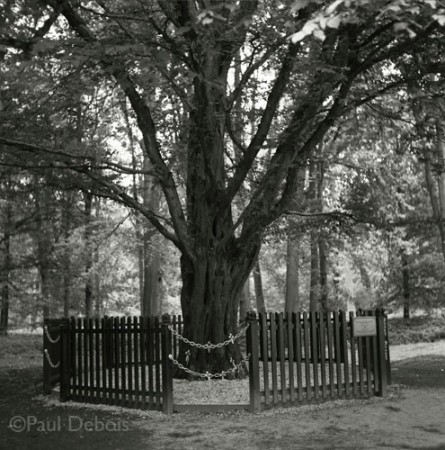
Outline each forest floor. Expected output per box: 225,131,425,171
1,334,445,449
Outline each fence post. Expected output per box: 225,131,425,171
60,323,71,402
43,318,51,395
375,308,388,397
247,311,261,413
384,312,392,385
161,314,174,414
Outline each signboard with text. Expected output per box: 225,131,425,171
352,317,377,337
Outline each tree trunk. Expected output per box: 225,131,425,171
401,250,410,320
319,237,328,311
285,165,306,313
308,158,321,311
61,192,73,318
141,153,163,317
35,185,52,319
309,231,320,311
0,201,11,335
285,230,300,313
178,248,253,377
94,197,101,316
84,192,94,318
238,279,250,323
435,119,445,262
253,261,266,313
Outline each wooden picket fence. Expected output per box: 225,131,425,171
43,310,390,414
44,315,183,413
246,310,389,412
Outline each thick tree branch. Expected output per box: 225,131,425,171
45,0,194,259
223,43,299,208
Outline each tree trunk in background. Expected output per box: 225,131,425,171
308,158,320,311
407,80,445,266
84,192,94,318
401,250,410,320
35,185,51,319
285,235,300,313
317,158,328,311
61,193,73,318
309,232,320,311
319,237,328,311
122,97,145,308
435,119,445,262
253,261,266,313
239,279,251,322
141,153,163,317
285,165,306,313
94,197,101,316
0,200,11,335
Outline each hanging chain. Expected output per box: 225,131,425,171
168,354,249,380
44,326,60,344
44,349,60,369
167,324,248,351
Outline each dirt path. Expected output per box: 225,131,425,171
0,355,445,449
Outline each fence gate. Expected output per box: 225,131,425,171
246,309,389,413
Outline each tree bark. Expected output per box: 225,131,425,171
35,184,52,319
61,192,73,318
401,250,410,320
285,165,306,313
84,192,94,318
141,153,163,317
319,237,328,311
285,233,300,313
435,119,445,262
94,196,101,316
309,231,320,311
253,261,266,313
0,200,11,335
309,159,320,311
238,279,250,322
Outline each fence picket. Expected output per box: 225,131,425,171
349,312,357,397
286,313,295,403
94,318,100,403
155,316,162,408
293,313,303,402
302,312,311,401
326,312,335,399
277,313,287,403
141,317,148,409
133,317,140,407
270,313,278,405
333,312,342,397
259,313,270,407
310,312,319,400
340,311,350,397
318,312,327,399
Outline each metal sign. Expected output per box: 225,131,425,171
352,317,377,337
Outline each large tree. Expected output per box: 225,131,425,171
1,0,444,374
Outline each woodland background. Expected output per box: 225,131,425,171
1,0,445,334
